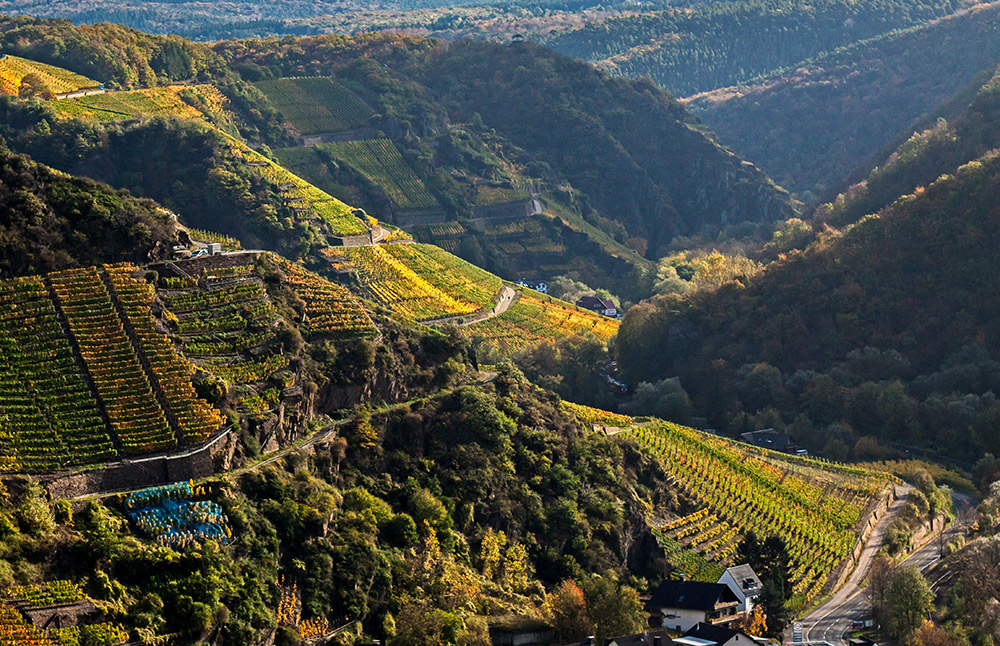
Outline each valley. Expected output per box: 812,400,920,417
0,9,995,646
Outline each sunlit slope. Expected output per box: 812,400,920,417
468,291,618,349
321,242,617,344
0,54,98,96
323,243,502,320
564,403,896,600
51,84,371,238
52,84,236,127
219,132,371,236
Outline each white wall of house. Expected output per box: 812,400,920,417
717,570,757,613
654,607,706,632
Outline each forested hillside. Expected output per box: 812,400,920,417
615,151,1000,464
687,2,1000,199
817,63,1000,228
0,143,178,277
547,0,960,97
217,36,797,257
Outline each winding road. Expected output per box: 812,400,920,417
788,489,976,644
421,285,517,327
791,487,911,644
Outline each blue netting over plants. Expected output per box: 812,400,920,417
125,483,231,548
123,481,193,511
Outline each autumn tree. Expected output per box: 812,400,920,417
548,580,590,642
909,620,959,646
547,575,645,643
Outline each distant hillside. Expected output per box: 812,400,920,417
0,16,286,141
217,36,798,258
616,152,1000,465
0,143,178,277
817,63,1000,227
546,0,959,97
0,17,221,88
687,3,1000,199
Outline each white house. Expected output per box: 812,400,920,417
717,564,763,614
645,580,741,632
681,622,767,646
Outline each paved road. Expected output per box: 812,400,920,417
421,285,517,327
795,487,911,643
792,489,975,644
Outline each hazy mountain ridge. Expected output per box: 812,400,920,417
686,2,1000,199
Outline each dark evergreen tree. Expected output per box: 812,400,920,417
737,531,793,637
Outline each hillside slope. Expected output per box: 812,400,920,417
0,24,799,299
547,0,960,97
686,2,1000,199
216,35,798,258
816,63,1000,228
0,144,179,277
616,151,1000,463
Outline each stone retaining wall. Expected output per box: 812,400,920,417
40,429,232,501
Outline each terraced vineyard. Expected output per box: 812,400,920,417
0,55,98,96
0,276,114,471
221,133,370,236
0,594,127,646
0,266,226,471
107,265,224,444
271,146,351,199
624,422,897,600
484,218,544,237
255,77,374,135
475,184,531,205
52,85,235,128
5,581,83,607
322,243,502,321
186,228,243,251
157,260,285,417
563,401,633,429
468,291,618,351
315,139,439,209
160,263,278,358
269,256,377,338
2,580,127,645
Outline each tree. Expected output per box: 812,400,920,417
547,580,591,642
951,535,1000,625
737,532,793,637
581,575,645,642
865,556,894,629
733,605,767,636
909,620,959,646
18,72,54,99
886,566,934,640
